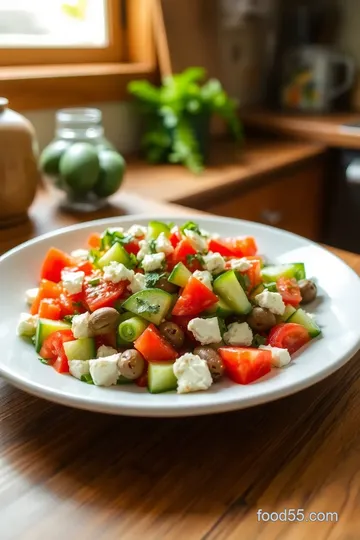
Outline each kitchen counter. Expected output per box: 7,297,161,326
1,190,360,539
242,109,360,149
123,138,326,208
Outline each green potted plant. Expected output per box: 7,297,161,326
128,67,242,173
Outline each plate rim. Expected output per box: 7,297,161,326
1,213,360,417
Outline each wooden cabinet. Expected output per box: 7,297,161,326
207,160,324,241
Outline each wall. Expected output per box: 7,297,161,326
23,101,142,153
337,0,360,67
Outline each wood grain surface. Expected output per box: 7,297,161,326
123,139,326,208
1,192,360,540
243,108,360,150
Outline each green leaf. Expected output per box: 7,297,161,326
180,221,202,235
128,80,161,105
186,253,204,266
135,298,160,314
144,272,166,288
169,119,204,173
81,373,94,385
63,315,75,323
252,334,267,348
39,357,51,365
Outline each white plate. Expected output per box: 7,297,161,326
1,215,360,417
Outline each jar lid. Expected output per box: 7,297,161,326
0,97,9,112
56,108,102,125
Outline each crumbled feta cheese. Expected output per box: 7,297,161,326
187,317,222,345
210,232,220,240
103,262,134,284
223,322,253,346
89,354,120,386
25,287,39,305
173,352,213,394
69,360,90,380
70,249,89,260
128,272,146,294
200,228,210,237
184,229,208,253
72,312,92,339
128,224,147,238
193,270,213,290
229,258,252,272
17,313,38,337
61,270,85,295
155,232,174,255
107,227,124,234
259,345,291,367
97,345,118,358
137,239,151,261
202,252,226,275
142,252,165,272
255,289,285,316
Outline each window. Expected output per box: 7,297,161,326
0,0,156,110
0,0,122,64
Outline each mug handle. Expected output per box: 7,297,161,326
329,54,355,99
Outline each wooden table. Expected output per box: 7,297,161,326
1,190,360,540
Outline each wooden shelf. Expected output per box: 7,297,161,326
123,138,326,209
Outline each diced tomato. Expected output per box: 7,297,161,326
171,238,201,271
38,298,61,320
40,247,76,283
172,276,218,317
208,238,235,256
124,239,140,255
218,347,272,384
244,258,262,290
134,324,178,362
169,226,182,248
95,332,117,350
83,278,126,312
208,237,257,257
230,237,258,257
31,279,61,315
268,323,310,355
62,260,94,276
39,329,74,373
88,232,101,249
276,277,301,307
136,371,148,387
57,291,84,317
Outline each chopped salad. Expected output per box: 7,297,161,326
17,220,321,394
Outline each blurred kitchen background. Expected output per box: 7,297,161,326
3,0,360,252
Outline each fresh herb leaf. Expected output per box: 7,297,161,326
167,222,175,230
81,373,94,385
236,272,251,291
136,298,160,314
88,249,101,265
148,239,157,254
88,277,100,287
252,334,267,348
181,221,202,235
39,357,51,365
63,315,75,323
72,301,83,308
264,282,278,292
186,253,204,266
218,318,227,338
144,272,166,288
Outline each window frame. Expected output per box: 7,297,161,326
0,0,157,110
0,0,123,65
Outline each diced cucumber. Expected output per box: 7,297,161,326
204,297,233,318
122,288,173,325
98,242,131,268
279,304,297,322
168,262,191,287
35,318,71,353
148,362,177,393
288,308,321,338
147,221,171,240
213,270,252,315
261,263,305,283
63,338,96,361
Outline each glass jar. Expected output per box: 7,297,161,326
43,108,119,212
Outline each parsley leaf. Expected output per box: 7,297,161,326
148,239,157,254
186,253,204,266
252,334,267,348
144,272,166,288
127,253,138,270
72,301,83,308
181,221,202,235
39,357,51,365
88,249,101,265
63,315,75,323
81,373,94,385
88,277,100,287
136,297,160,314
101,229,134,250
